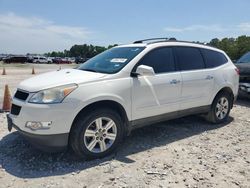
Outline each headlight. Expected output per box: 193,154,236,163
29,84,78,104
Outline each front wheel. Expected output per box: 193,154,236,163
206,92,232,124
69,108,124,159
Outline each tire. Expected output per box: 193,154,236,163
206,92,232,124
69,108,124,159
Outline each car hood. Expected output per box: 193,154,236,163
18,69,107,92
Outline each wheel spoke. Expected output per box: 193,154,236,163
106,133,116,140
219,112,224,119
222,108,228,114
218,99,223,105
99,140,107,151
216,103,221,108
216,110,221,118
95,118,103,129
87,139,98,151
105,120,115,130
223,101,228,108
85,129,96,137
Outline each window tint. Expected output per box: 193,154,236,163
202,49,228,68
136,47,175,73
175,47,205,71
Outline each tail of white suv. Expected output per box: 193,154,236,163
7,38,239,159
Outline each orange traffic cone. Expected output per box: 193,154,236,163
2,84,12,112
2,67,6,75
32,66,35,74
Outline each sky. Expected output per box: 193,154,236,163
0,0,250,54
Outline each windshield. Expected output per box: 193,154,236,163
78,47,145,74
237,52,250,63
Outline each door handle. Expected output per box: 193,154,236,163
170,79,181,84
206,75,214,80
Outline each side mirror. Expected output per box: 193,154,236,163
132,65,155,77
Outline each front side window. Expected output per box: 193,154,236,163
175,47,205,71
78,47,145,74
134,47,175,73
202,49,228,68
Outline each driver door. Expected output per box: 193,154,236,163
131,47,182,120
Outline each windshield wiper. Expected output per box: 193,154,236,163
81,68,99,73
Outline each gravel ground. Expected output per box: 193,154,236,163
0,63,250,187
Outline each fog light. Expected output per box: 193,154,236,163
25,121,52,130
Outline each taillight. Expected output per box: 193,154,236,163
235,68,240,75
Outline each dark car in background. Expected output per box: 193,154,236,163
235,52,250,94
0,54,7,61
3,56,27,63
75,57,89,64
52,57,72,64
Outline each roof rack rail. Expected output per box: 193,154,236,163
132,38,219,49
133,37,176,44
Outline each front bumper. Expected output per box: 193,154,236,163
10,95,80,135
7,114,68,152
7,91,82,152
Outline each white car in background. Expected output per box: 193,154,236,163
33,56,51,64
7,38,239,159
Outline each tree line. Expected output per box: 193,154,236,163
45,44,117,58
208,35,250,61
45,35,250,61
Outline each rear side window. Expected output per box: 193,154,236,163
175,47,205,71
136,47,175,73
202,49,228,68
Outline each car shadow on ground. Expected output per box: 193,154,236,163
0,114,233,179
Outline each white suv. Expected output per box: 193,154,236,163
7,38,239,159
33,56,51,64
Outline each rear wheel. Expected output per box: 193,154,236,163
70,108,124,159
206,92,232,124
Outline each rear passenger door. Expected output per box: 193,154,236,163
175,46,215,110
132,47,182,120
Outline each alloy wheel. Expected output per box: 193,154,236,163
83,117,117,153
215,97,229,120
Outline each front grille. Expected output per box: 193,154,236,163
14,90,29,101
10,104,22,115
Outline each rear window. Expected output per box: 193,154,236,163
202,49,228,68
175,47,205,71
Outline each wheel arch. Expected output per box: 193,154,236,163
212,87,235,108
69,100,130,138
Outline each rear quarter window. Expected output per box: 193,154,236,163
201,49,228,68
